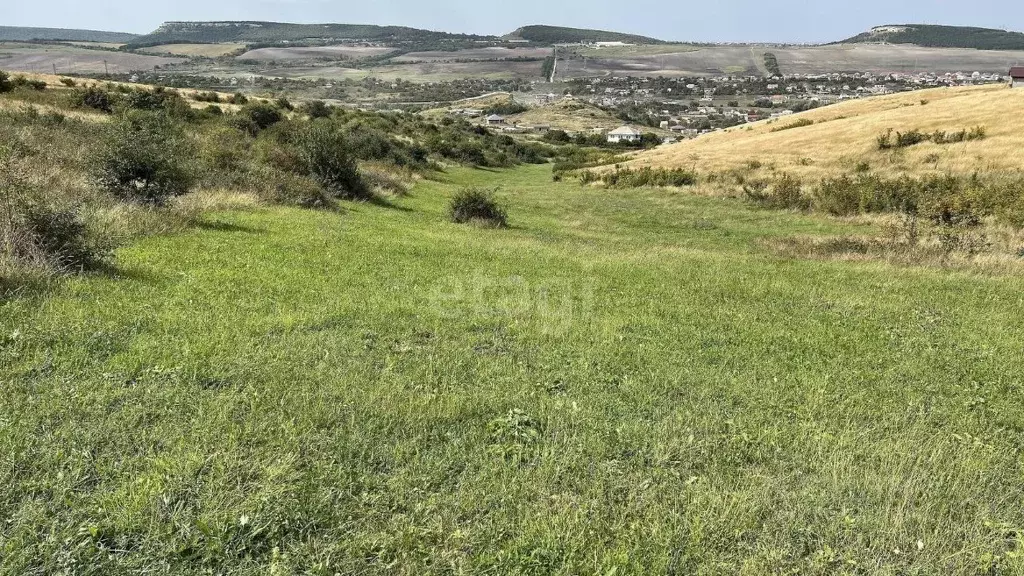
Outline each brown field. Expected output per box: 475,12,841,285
236,45,396,62
393,47,553,62
623,84,1024,180
137,43,247,58
0,42,183,74
558,43,1024,78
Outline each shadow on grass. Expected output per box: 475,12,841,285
365,196,414,213
194,220,265,234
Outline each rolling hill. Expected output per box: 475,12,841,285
841,24,1024,51
508,25,666,45
0,26,137,43
128,21,494,48
624,84,1024,180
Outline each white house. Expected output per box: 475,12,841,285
1010,67,1024,88
607,126,643,144
485,114,506,125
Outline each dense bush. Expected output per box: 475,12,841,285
193,91,221,103
878,126,987,150
238,103,284,134
448,188,508,227
94,112,192,204
484,101,529,116
78,87,113,113
1,161,105,279
770,118,814,132
300,100,333,119
295,122,369,201
744,173,810,210
582,167,697,188
0,70,14,93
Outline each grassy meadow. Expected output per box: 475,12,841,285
3,162,1024,574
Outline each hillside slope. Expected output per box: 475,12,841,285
624,84,1024,180
0,26,137,43
508,25,665,45
841,24,1024,51
129,21,492,47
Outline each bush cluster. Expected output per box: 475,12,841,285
745,172,1024,229
448,188,508,227
581,167,697,188
743,174,811,210
294,122,370,201
877,126,987,150
770,118,814,132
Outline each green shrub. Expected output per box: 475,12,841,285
11,76,47,91
0,70,14,93
78,87,113,113
295,122,369,201
770,118,814,132
1,163,105,277
241,103,283,132
229,92,248,105
744,173,809,210
193,91,221,103
94,112,192,205
598,167,697,188
275,97,294,111
59,78,76,87
299,100,333,119
448,188,508,227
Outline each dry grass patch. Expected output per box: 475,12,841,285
626,84,1024,180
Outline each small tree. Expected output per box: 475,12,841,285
0,70,13,93
94,112,192,205
300,100,333,119
295,122,369,200
241,103,283,131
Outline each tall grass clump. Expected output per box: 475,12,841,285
94,111,193,205
1,157,105,287
448,188,508,227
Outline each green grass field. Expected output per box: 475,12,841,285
3,164,1024,574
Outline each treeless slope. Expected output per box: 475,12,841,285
509,97,621,132
625,84,1024,180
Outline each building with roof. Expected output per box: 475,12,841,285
607,125,643,144
1010,67,1024,88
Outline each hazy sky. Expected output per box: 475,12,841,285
4,0,1024,43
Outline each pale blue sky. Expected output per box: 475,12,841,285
4,0,1024,43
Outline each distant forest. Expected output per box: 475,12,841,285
510,25,666,45
127,22,494,49
842,24,1024,51
0,26,137,43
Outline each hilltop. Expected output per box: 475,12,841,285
128,21,493,48
0,26,137,43
841,24,1024,51
624,84,1024,180
508,25,666,45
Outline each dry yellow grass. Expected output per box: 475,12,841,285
137,43,247,58
625,84,1024,180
